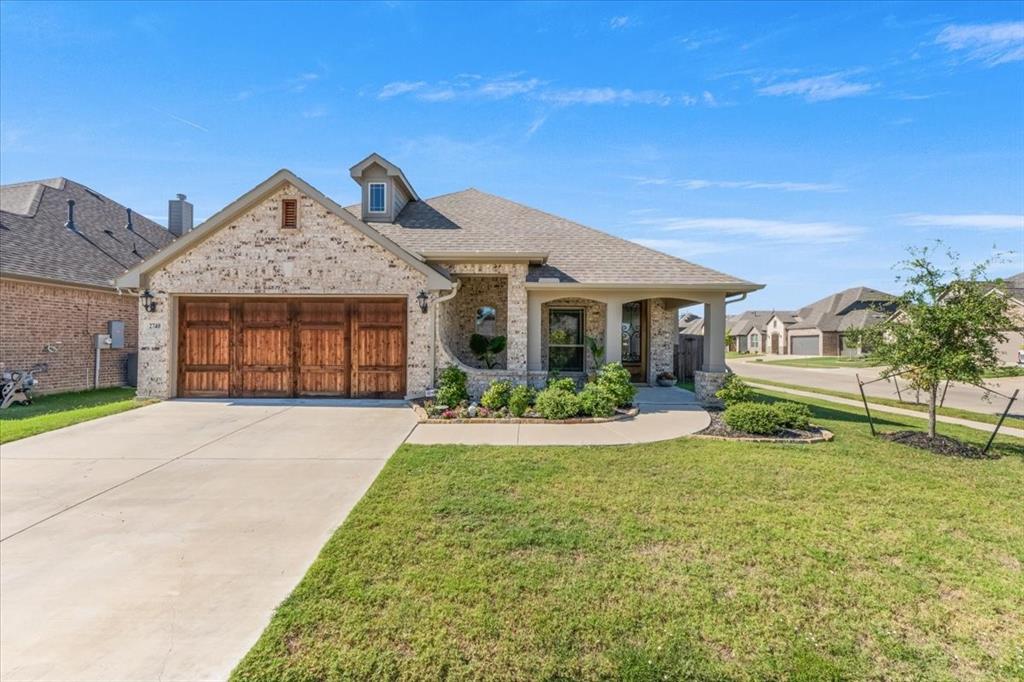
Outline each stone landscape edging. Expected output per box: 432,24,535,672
409,402,640,424
689,428,834,444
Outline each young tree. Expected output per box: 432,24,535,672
851,243,1020,438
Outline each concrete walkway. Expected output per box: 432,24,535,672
748,381,1024,439
1,398,417,682
406,386,710,446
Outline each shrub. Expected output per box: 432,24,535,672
773,401,812,430
508,385,535,417
578,382,617,417
595,362,636,407
723,402,784,435
534,384,582,420
469,334,507,369
546,377,577,393
716,374,753,407
480,380,512,410
436,365,468,407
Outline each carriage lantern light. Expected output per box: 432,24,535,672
141,290,158,313
416,289,429,314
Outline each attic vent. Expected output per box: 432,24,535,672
64,200,77,232
281,199,298,229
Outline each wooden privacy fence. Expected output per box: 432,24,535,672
675,334,704,380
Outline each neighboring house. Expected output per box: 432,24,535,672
764,311,798,354
786,286,896,356
0,178,179,393
115,154,762,402
679,314,704,336
725,310,779,354
991,272,1024,365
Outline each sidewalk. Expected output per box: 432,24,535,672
748,382,1024,439
405,386,710,446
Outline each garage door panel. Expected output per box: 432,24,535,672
179,298,404,398
790,336,819,355
181,371,230,396
182,327,229,366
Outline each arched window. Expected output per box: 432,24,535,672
476,306,497,336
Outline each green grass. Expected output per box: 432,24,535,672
983,366,1024,379
233,392,1024,681
726,350,762,359
0,387,148,444
761,356,878,369
735,375,1023,429
676,378,695,392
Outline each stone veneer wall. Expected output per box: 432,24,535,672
539,298,606,375
435,263,528,399
647,298,679,383
0,278,139,394
138,183,431,399
445,275,508,369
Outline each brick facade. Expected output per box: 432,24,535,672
648,298,678,383
138,183,431,399
539,297,606,374
0,278,138,394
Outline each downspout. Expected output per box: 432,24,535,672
429,280,461,390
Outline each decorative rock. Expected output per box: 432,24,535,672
467,403,478,418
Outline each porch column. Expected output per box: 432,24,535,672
705,294,727,372
506,272,528,374
702,303,712,371
527,293,543,372
605,299,623,364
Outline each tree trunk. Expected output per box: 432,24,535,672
928,384,938,438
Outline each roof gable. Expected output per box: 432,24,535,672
114,169,450,290
349,153,419,201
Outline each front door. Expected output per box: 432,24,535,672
771,332,780,354
621,300,647,383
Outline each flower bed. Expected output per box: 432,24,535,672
409,399,639,424
694,409,833,443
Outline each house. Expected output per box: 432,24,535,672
114,154,762,403
0,178,178,393
725,310,781,354
983,272,1024,365
785,286,896,356
763,311,798,354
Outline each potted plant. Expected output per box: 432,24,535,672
656,371,676,387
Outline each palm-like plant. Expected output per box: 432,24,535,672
470,334,507,369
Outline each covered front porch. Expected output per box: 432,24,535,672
430,267,733,402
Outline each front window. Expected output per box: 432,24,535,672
368,182,386,213
548,308,584,372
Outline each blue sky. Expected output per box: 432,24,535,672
2,1,1022,312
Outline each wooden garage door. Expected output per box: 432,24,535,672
178,298,405,399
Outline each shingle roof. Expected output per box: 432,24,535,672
353,189,758,290
790,286,896,332
0,178,174,289
997,272,1024,303
726,309,785,336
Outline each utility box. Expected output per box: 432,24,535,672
107,320,125,349
94,334,112,350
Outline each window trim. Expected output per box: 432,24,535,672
281,198,299,229
368,182,387,214
547,307,585,372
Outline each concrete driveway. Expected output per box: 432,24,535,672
0,399,416,682
730,356,1024,418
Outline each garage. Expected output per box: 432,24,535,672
789,335,819,356
177,298,406,398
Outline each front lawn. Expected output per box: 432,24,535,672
0,387,146,444
762,356,878,369
233,392,1024,681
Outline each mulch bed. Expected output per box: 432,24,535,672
409,400,639,424
878,430,996,459
695,409,831,443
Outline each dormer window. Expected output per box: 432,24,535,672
368,182,386,213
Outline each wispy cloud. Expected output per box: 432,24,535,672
630,238,738,257
609,16,633,30
935,22,1024,66
758,72,874,102
632,176,844,193
539,87,672,106
302,106,328,119
638,216,862,244
373,73,713,108
526,115,547,138
378,80,427,99
901,213,1024,230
